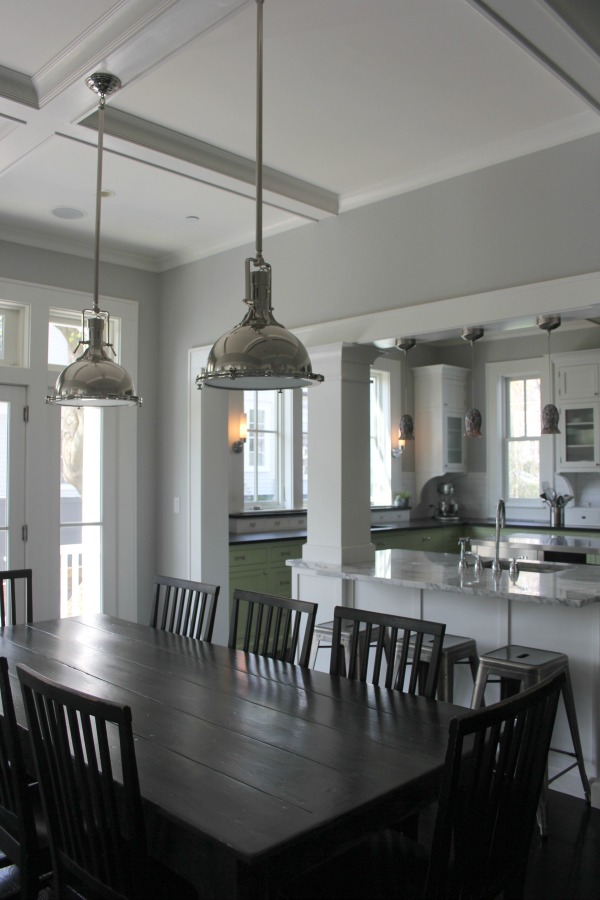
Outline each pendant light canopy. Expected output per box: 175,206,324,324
196,0,323,391
47,73,142,408
461,327,484,438
537,314,561,435
392,338,416,456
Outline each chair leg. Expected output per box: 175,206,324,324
559,671,591,803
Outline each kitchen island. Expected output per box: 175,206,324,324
289,548,600,806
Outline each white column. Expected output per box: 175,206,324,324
189,346,230,645
303,342,379,565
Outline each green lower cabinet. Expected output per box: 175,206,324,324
229,540,305,607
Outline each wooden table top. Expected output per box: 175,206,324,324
0,614,460,898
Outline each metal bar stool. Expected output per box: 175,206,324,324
308,619,380,674
471,644,591,834
310,621,479,702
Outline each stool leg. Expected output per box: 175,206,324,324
560,670,591,803
470,663,490,709
308,634,321,669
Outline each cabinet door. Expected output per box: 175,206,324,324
443,411,466,472
558,403,600,471
266,566,292,596
556,363,600,402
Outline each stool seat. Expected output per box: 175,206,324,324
310,621,479,703
471,643,590,835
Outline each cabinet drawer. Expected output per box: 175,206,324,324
230,546,268,567
267,543,302,563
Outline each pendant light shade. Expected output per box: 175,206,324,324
47,73,141,408
393,338,415,456
462,327,484,438
537,314,561,435
196,0,323,391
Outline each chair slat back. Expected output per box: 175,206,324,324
0,657,40,873
330,606,445,697
150,575,219,642
17,663,146,900
229,589,318,667
426,671,564,899
0,569,33,626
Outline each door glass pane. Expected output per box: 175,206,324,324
0,402,7,567
60,407,102,616
447,416,463,464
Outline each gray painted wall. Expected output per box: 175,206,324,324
156,132,600,579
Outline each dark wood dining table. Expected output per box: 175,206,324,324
0,613,462,899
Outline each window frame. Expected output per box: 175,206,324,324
486,357,554,521
370,368,392,506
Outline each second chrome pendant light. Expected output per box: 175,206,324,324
196,0,323,391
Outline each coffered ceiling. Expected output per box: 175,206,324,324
0,0,598,272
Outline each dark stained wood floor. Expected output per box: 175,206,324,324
524,791,600,900
0,790,597,898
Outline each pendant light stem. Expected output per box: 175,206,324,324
255,0,264,262
93,93,106,316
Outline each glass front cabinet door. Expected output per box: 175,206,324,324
558,403,600,471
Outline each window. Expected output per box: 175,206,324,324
0,301,28,368
244,391,283,507
301,388,308,504
48,308,124,368
505,377,541,499
370,369,391,505
487,358,552,517
59,407,102,617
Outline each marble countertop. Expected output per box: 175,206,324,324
288,548,600,608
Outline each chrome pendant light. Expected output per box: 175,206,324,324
462,327,484,438
537,314,561,434
196,0,323,391
47,73,142,408
392,338,416,456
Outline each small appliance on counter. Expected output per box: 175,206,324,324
432,481,460,522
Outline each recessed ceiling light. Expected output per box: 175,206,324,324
186,215,200,223
51,206,86,220
101,189,115,198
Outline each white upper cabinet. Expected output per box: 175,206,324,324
556,358,600,402
554,351,600,472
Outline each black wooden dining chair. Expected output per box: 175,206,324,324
229,589,318,667
0,570,33,626
150,575,219,641
17,663,198,900
283,670,564,900
0,657,50,899
330,606,446,698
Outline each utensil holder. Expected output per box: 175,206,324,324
550,507,564,529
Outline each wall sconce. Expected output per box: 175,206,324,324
232,413,248,453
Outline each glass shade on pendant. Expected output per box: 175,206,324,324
399,414,415,443
465,407,482,438
197,267,323,391
47,315,141,407
541,403,560,435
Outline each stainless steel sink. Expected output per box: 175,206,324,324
480,558,570,573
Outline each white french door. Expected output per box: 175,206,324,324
0,385,26,571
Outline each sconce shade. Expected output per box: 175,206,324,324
399,414,415,442
48,315,141,407
541,403,560,435
464,407,482,438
